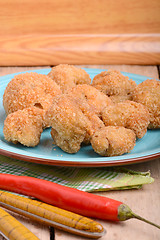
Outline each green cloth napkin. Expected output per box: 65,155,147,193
0,155,154,192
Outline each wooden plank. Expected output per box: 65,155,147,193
0,34,159,65
0,66,50,76
76,65,159,79
0,0,160,65
0,65,158,79
1,0,160,35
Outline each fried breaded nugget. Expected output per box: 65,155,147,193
45,95,93,153
102,100,150,138
47,64,91,93
69,84,113,117
77,105,105,145
66,84,111,144
3,72,61,115
109,94,133,104
132,79,160,129
91,126,136,157
3,107,43,147
92,70,136,103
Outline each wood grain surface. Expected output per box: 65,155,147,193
0,65,159,240
0,34,160,66
0,0,160,65
1,0,160,35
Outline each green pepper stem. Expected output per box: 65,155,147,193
131,212,160,229
118,204,160,229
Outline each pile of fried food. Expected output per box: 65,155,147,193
3,65,160,157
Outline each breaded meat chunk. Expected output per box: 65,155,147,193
92,70,136,103
69,84,113,117
48,64,91,93
132,79,160,129
78,105,105,145
68,87,106,144
45,95,93,153
109,94,133,104
3,72,61,115
91,126,136,157
3,107,43,147
102,100,150,138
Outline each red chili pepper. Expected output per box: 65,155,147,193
0,173,159,228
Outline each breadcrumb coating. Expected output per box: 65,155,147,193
132,79,160,129
91,126,136,157
48,64,91,93
3,107,43,147
102,100,150,138
45,95,93,153
77,104,105,145
109,94,133,103
92,70,136,102
69,84,113,117
3,72,61,115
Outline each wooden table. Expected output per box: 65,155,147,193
0,65,159,240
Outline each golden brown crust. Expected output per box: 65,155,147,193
48,64,91,93
102,100,150,138
3,107,43,147
69,84,113,117
91,126,136,157
45,95,93,153
3,72,61,115
132,79,160,129
109,94,133,103
92,70,136,103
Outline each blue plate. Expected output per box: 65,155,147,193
0,68,159,166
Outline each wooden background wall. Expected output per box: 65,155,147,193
0,0,160,65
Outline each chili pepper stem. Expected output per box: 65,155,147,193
131,212,160,229
118,204,160,229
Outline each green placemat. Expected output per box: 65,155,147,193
0,155,154,192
